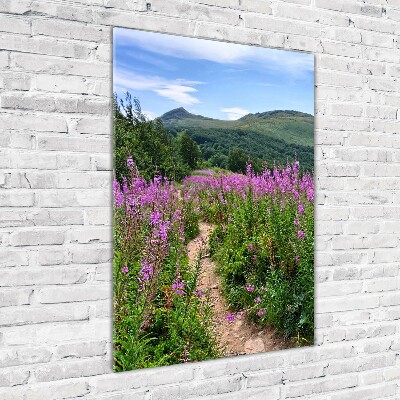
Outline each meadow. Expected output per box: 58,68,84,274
113,158,314,371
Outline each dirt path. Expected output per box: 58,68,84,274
187,222,290,357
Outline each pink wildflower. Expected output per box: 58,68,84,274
226,313,235,322
246,284,255,292
257,308,266,317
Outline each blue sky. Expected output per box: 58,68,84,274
113,28,314,120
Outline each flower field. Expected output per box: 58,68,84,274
113,160,314,371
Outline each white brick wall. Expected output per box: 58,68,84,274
0,0,399,398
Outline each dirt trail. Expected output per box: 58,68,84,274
187,222,290,357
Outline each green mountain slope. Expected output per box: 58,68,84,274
160,108,314,171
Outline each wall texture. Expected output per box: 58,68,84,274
0,0,400,399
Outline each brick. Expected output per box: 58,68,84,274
0,288,33,308
0,346,52,368
0,33,93,59
24,380,90,400
0,368,30,387
12,52,109,78
30,1,94,23
0,302,89,326
37,284,110,304
32,358,110,382
0,113,67,132
2,320,111,346
318,294,380,313
0,267,89,287
0,15,31,35
32,19,110,43
70,246,112,264
10,229,65,246
0,250,29,267
285,374,358,397
55,340,107,359
0,0,31,14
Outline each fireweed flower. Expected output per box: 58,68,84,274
257,309,266,317
127,157,134,168
121,266,129,273
226,313,235,322
297,230,305,241
255,297,262,304
172,278,185,295
246,284,255,292
298,203,305,214
247,244,254,251
139,261,153,282
295,255,300,264
294,218,300,226
112,180,124,208
150,212,162,225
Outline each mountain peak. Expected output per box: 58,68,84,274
160,107,192,121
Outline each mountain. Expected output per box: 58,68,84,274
160,108,314,171
160,107,213,124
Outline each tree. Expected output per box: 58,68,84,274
113,92,189,182
227,147,249,173
175,131,202,170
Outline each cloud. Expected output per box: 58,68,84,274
114,28,314,77
142,110,157,120
113,68,203,105
155,85,200,105
221,107,250,120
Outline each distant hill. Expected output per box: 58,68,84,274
160,108,314,171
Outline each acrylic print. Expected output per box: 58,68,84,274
112,27,314,372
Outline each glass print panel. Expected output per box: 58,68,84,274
112,27,314,372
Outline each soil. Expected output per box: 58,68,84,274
187,221,292,357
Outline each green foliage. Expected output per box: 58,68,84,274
227,147,249,174
113,93,190,182
175,131,203,170
113,252,220,371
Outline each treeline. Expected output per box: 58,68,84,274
114,93,201,182
167,126,314,172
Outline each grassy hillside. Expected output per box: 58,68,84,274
161,108,314,171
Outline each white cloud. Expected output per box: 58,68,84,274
155,85,200,105
114,28,314,77
113,68,203,105
142,110,157,120
221,107,250,120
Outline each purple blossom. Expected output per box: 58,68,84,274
297,230,305,241
246,284,255,292
121,266,129,273
255,296,262,304
139,262,153,282
172,278,185,295
127,156,134,168
298,203,305,214
294,218,300,226
257,308,266,317
225,313,235,322
295,255,300,264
